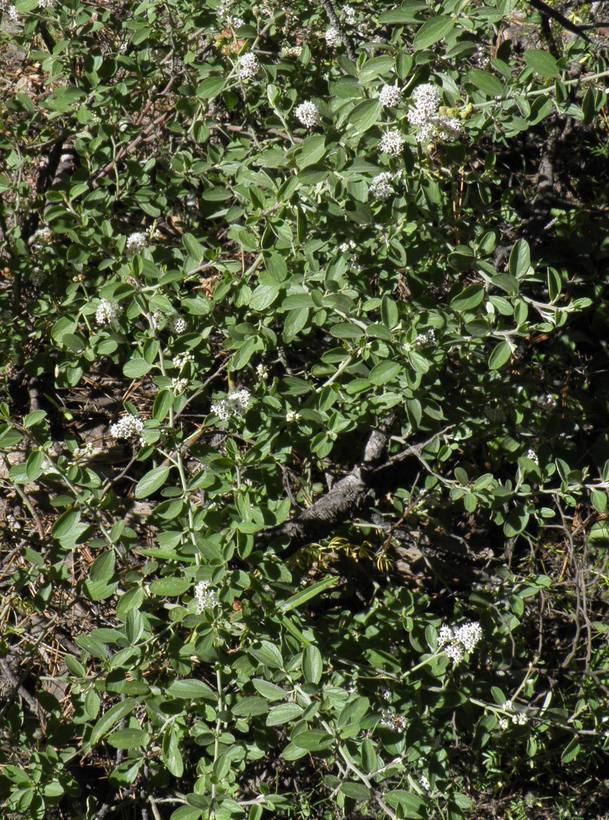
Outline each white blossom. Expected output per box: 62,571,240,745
343,4,356,24
239,52,259,80
171,315,187,335
379,83,402,108
419,775,431,792
125,231,148,256
286,409,300,423
379,129,404,157
4,3,18,21
256,363,269,381
280,44,303,58
38,0,54,7
454,621,483,652
414,328,437,348
295,100,320,129
95,299,121,326
369,172,396,201
526,448,539,465
174,351,194,369
228,388,251,413
339,240,356,253
109,414,144,440
325,26,342,47
212,388,251,422
438,620,482,666
194,581,219,613
171,377,188,394
411,83,441,116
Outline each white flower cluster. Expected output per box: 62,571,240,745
369,171,397,201
295,101,320,129
31,226,52,246
239,52,259,81
379,129,404,157
174,351,194,369
526,448,539,465
343,4,356,24
280,44,303,58
126,231,148,256
109,414,144,440
95,299,121,326
38,0,54,7
538,392,557,409
379,83,402,109
339,239,356,254
379,709,407,731
408,83,462,144
498,700,529,729
256,363,269,381
1,2,18,22
419,775,431,793
414,328,437,348
194,581,219,613
171,377,188,394
171,315,187,334
325,26,342,47
211,388,251,422
217,0,243,28
438,621,483,666
286,409,300,423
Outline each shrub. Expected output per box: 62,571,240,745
1,0,609,817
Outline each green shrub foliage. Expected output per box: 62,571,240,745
1,0,609,817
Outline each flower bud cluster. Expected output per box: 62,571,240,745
125,231,148,256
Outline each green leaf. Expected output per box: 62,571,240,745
167,679,217,701
252,679,286,701
89,698,137,746
303,645,323,684
266,703,304,726
249,283,280,311
135,466,170,499
348,99,381,134
451,284,485,312
251,641,284,669
162,728,184,777
149,577,191,597
107,728,149,749
89,551,116,584
296,135,326,169
525,49,560,79
153,389,173,422
509,239,531,278
488,339,512,370
278,575,337,612
196,76,225,99
414,15,453,50
232,696,269,717
25,450,44,481
368,360,401,386
123,358,153,379
52,509,81,541
468,69,504,97
340,782,370,802
291,729,333,751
